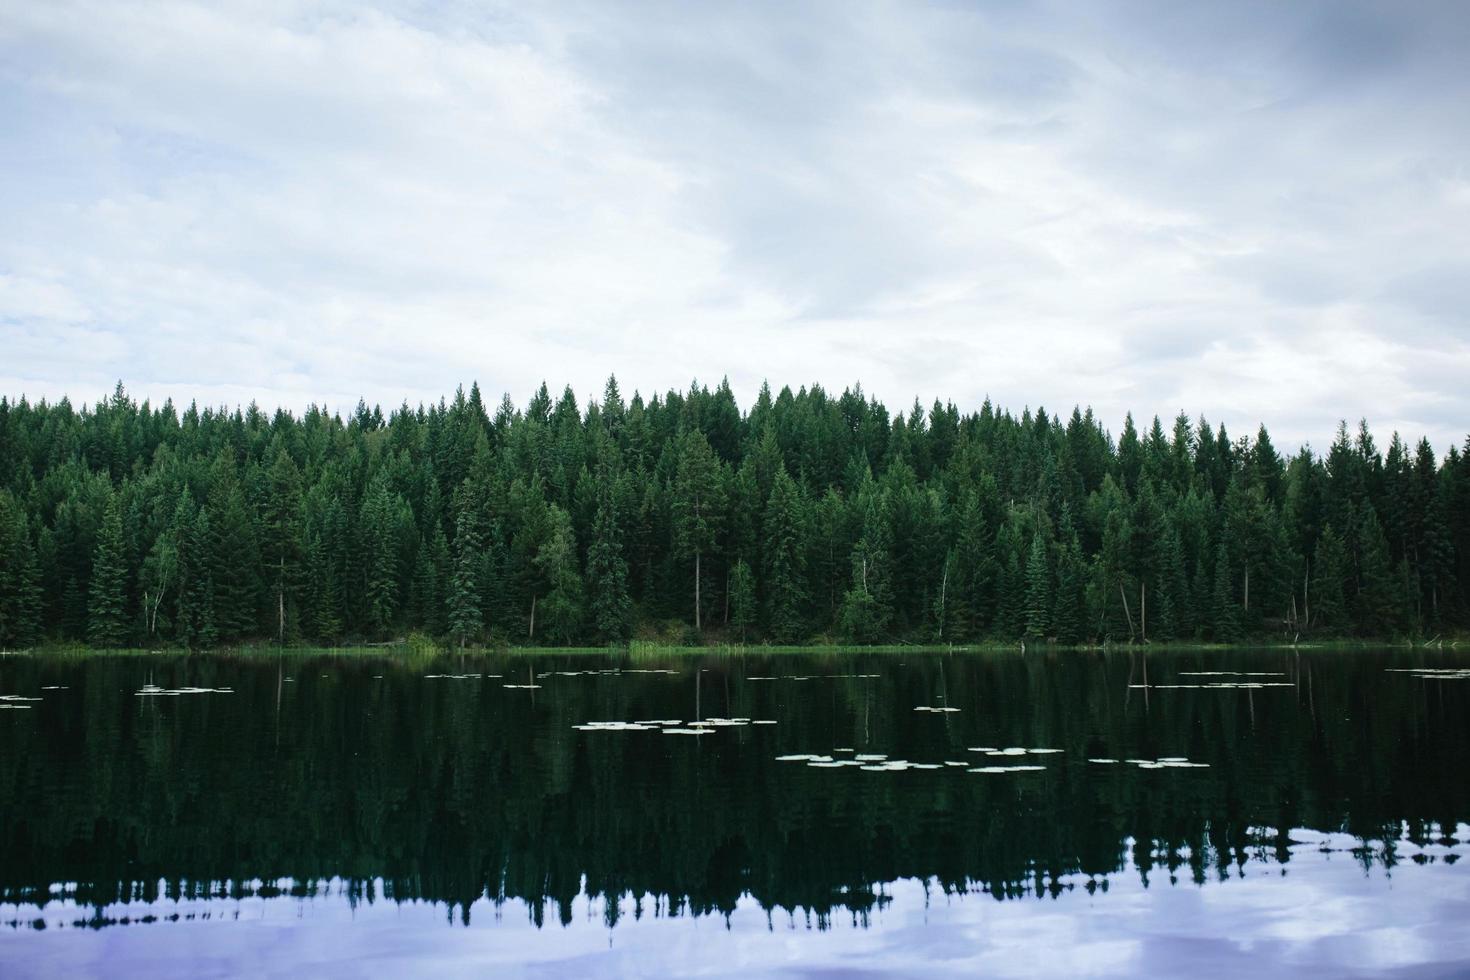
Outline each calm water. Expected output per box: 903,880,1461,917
2,648,1468,978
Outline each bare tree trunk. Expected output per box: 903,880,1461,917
278,557,286,644
694,550,702,630
937,562,949,640
147,566,170,635
1118,582,1136,640
529,594,537,639
1140,581,1147,642
1303,561,1310,629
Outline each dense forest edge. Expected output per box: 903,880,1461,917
0,379,1467,652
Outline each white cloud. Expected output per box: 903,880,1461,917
1,0,1466,452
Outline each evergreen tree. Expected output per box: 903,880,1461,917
729,559,756,642
762,467,807,642
87,494,128,647
671,429,724,631
208,460,261,641
1354,508,1404,636
447,511,484,647
1211,545,1241,642
1154,525,1189,640
361,480,407,637
173,490,216,647
1317,525,1346,631
0,491,42,647
409,525,449,636
1024,532,1050,639
585,482,632,643
0,381,1460,649
261,447,303,642
535,505,583,644
838,481,893,642
1051,536,1086,645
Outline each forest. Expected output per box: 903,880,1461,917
0,379,1466,649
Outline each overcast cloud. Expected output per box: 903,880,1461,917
2,0,1468,452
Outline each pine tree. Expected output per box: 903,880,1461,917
762,467,807,643
535,505,583,645
838,539,887,643
87,494,128,647
1311,524,1349,632
1051,537,1085,645
729,559,756,642
1211,545,1241,642
362,482,405,637
447,511,484,647
1154,526,1189,640
208,460,261,641
585,482,632,643
173,490,216,647
995,548,1025,638
1024,532,1050,639
261,447,303,643
0,491,42,647
1354,508,1404,636
408,529,447,636
0,381,1459,649
838,481,893,642
671,429,724,631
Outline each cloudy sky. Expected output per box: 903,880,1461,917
2,1,1468,452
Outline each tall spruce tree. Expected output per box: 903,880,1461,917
0,381,1461,649
87,494,128,647
1024,532,1050,639
729,559,756,642
447,510,484,647
535,504,583,644
1051,535,1086,645
0,491,42,647
585,482,632,643
762,467,807,642
1211,544,1241,642
261,447,303,643
671,429,723,631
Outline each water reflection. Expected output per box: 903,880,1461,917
1,649,1468,974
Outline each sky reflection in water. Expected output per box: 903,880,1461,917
2,648,1468,977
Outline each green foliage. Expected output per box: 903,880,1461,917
0,381,1463,649
586,481,632,643
762,467,807,642
447,510,484,647
671,429,724,629
728,559,756,642
1311,524,1349,632
1211,545,1241,642
0,490,42,647
534,504,583,644
87,494,128,647
1024,532,1050,639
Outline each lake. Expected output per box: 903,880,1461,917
2,647,1468,978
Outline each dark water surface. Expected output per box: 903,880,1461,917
2,647,1469,978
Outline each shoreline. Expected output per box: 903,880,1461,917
4,637,1463,658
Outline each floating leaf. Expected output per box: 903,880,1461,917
968,765,1045,774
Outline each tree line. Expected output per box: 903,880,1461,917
0,379,1466,649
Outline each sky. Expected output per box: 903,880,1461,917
2,1,1468,454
